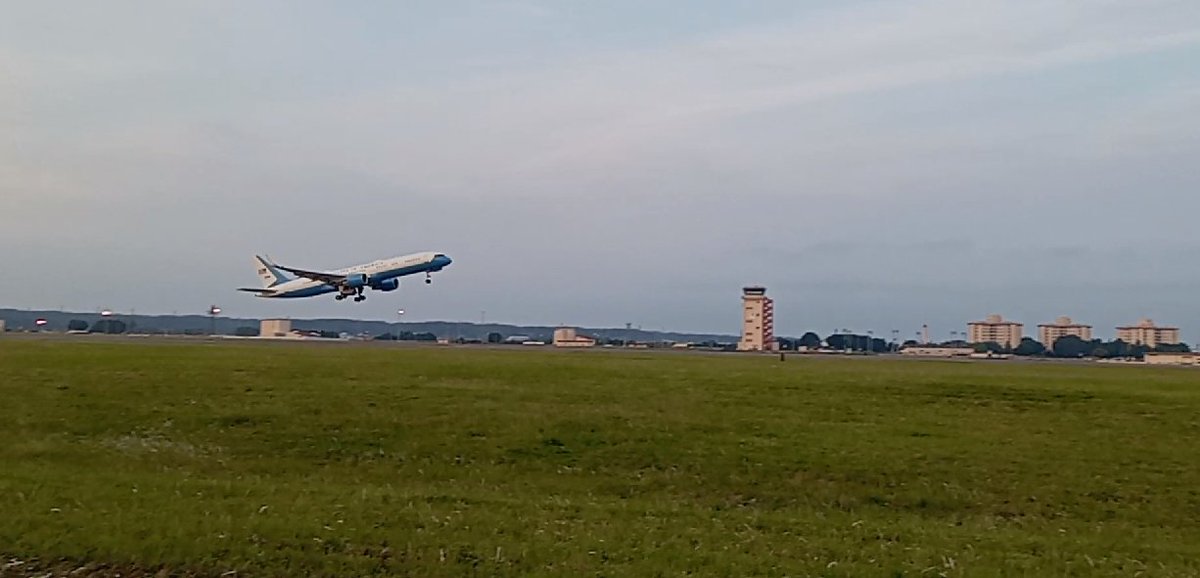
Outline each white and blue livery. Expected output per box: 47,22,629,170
239,252,452,302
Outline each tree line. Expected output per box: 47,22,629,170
775,332,1190,359
973,335,1189,359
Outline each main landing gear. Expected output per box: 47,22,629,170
425,272,432,285
335,288,367,302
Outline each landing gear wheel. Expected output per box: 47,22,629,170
425,278,432,285
354,295,366,302
335,294,346,301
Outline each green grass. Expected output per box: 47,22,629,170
2,340,1199,577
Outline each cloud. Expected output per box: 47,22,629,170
163,0,1197,200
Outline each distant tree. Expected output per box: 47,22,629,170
67,319,89,332
1013,338,1046,357
901,340,919,349
414,332,438,342
90,319,126,334
852,335,871,351
798,332,822,349
776,337,795,351
974,341,1006,354
234,326,258,337
1099,339,1122,358
318,330,340,339
1154,343,1192,353
870,338,889,353
825,334,847,350
1052,335,1091,358
487,332,503,344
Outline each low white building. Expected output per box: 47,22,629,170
0,319,6,333
1144,352,1198,366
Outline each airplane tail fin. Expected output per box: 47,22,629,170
254,255,289,288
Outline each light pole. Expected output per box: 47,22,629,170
209,305,221,336
99,309,113,334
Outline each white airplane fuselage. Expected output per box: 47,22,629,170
250,252,452,300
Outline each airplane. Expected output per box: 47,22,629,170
238,252,452,302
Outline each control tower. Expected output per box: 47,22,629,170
737,286,776,351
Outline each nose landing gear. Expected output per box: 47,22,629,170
425,272,433,285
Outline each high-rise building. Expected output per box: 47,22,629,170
967,314,1023,349
1038,316,1093,346
1116,319,1180,348
737,286,776,352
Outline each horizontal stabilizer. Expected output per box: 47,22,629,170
237,287,275,294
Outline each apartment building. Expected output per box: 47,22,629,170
1037,316,1093,346
967,314,1023,349
1116,319,1180,348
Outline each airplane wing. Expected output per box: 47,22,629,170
272,264,346,285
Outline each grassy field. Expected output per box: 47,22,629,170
2,339,1199,577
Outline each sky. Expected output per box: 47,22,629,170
3,0,1199,341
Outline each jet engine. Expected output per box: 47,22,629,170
373,278,400,292
344,273,368,288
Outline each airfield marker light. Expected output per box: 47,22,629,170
209,305,221,336
101,309,113,317
391,309,405,341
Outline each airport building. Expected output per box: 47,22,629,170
1116,319,1181,347
900,346,974,358
737,286,776,352
1144,352,1198,366
259,319,292,338
1038,316,1093,346
553,327,596,348
967,314,1023,349
0,319,6,333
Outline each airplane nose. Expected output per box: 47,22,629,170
436,255,453,267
